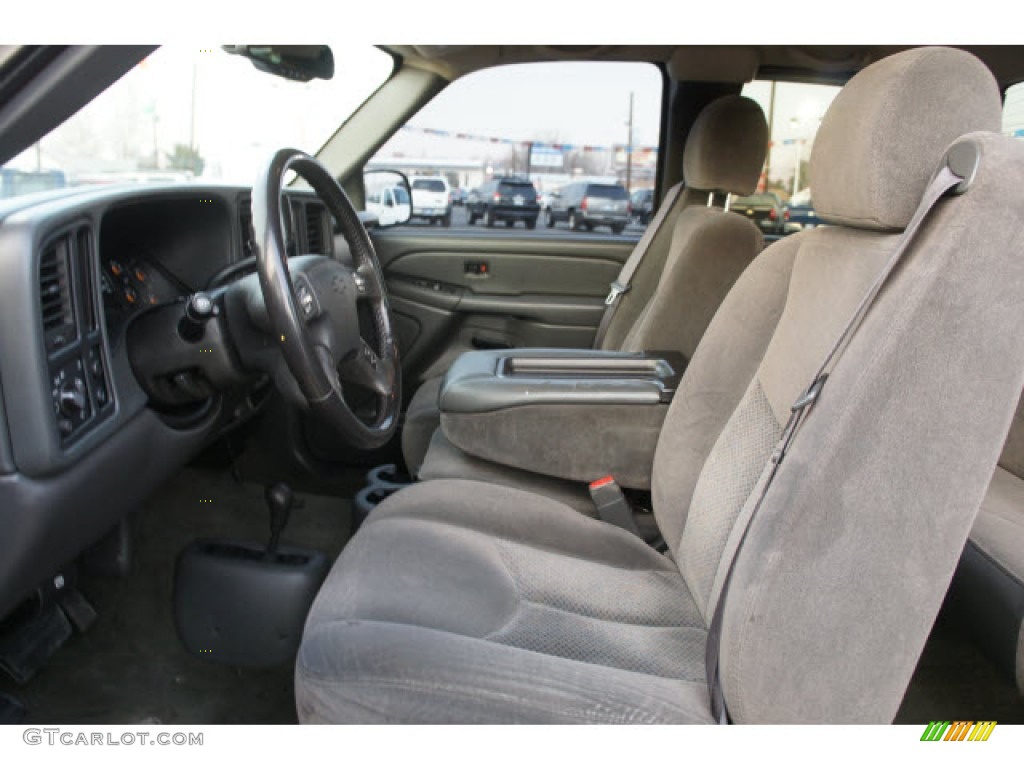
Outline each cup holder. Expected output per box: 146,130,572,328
353,464,414,529
365,463,412,489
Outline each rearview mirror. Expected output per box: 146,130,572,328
363,169,412,228
222,45,335,82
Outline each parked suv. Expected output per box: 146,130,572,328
410,176,452,226
467,177,540,228
546,181,631,233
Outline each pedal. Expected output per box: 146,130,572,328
57,587,98,633
0,692,26,724
0,598,72,684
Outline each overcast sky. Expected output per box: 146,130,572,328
8,44,394,182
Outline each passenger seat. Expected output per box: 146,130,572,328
948,393,1024,693
401,94,770,475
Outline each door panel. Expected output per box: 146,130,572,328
372,230,635,396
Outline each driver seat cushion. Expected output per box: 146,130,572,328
296,478,713,724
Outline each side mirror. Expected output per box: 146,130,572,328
363,169,412,228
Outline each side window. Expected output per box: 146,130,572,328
1003,82,1024,138
369,61,662,235
740,80,841,235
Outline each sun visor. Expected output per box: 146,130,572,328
668,47,760,83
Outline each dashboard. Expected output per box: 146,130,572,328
0,182,335,619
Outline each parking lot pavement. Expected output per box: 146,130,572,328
395,205,646,239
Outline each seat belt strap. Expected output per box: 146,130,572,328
593,182,686,348
705,158,970,725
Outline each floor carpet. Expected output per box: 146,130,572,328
0,466,351,725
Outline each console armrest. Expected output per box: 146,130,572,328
437,348,685,489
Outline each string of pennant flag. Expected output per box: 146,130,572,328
398,124,659,153
399,124,813,152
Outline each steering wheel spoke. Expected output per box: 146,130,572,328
353,264,382,299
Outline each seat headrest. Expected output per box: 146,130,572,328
683,95,768,196
810,47,1001,231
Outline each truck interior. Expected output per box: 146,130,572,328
0,42,1023,725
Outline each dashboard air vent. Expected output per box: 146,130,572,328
305,203,328,255
39,236,77,351
239,196,253,258
77,227,98,332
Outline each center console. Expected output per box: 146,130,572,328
436,348,685,489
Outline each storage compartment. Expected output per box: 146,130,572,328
174,538,329,668
438,348,685,488
502,355,679,381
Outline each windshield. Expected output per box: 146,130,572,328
0,45,393,200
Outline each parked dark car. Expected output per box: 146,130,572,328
449,187,467,206
547,181,631,233
467,177,541,228
785,198,820,230
730,192,788,235
631,187,655,225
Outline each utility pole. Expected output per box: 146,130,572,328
152,114,159,170
625,91,634,193
189,58,198,159
764,81,777,184
526,141,533,180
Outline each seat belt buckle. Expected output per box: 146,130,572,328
605,281,629,306
589,476,641,535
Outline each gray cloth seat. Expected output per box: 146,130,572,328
401,94,769,477
951,395,1024,692
299,48,1024,723
296,479,714,723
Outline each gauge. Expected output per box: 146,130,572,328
109,260,124,277
123,284,138,304
134,266,147,283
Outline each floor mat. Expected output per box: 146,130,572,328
896,611,1024,724
0,467,351,725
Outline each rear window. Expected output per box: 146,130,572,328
412,179,446,192
732,194,777,207
498,181,537,194
586,184,628,200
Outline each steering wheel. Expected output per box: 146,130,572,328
250,148,400,450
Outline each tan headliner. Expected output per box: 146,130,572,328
385,45,1024,88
